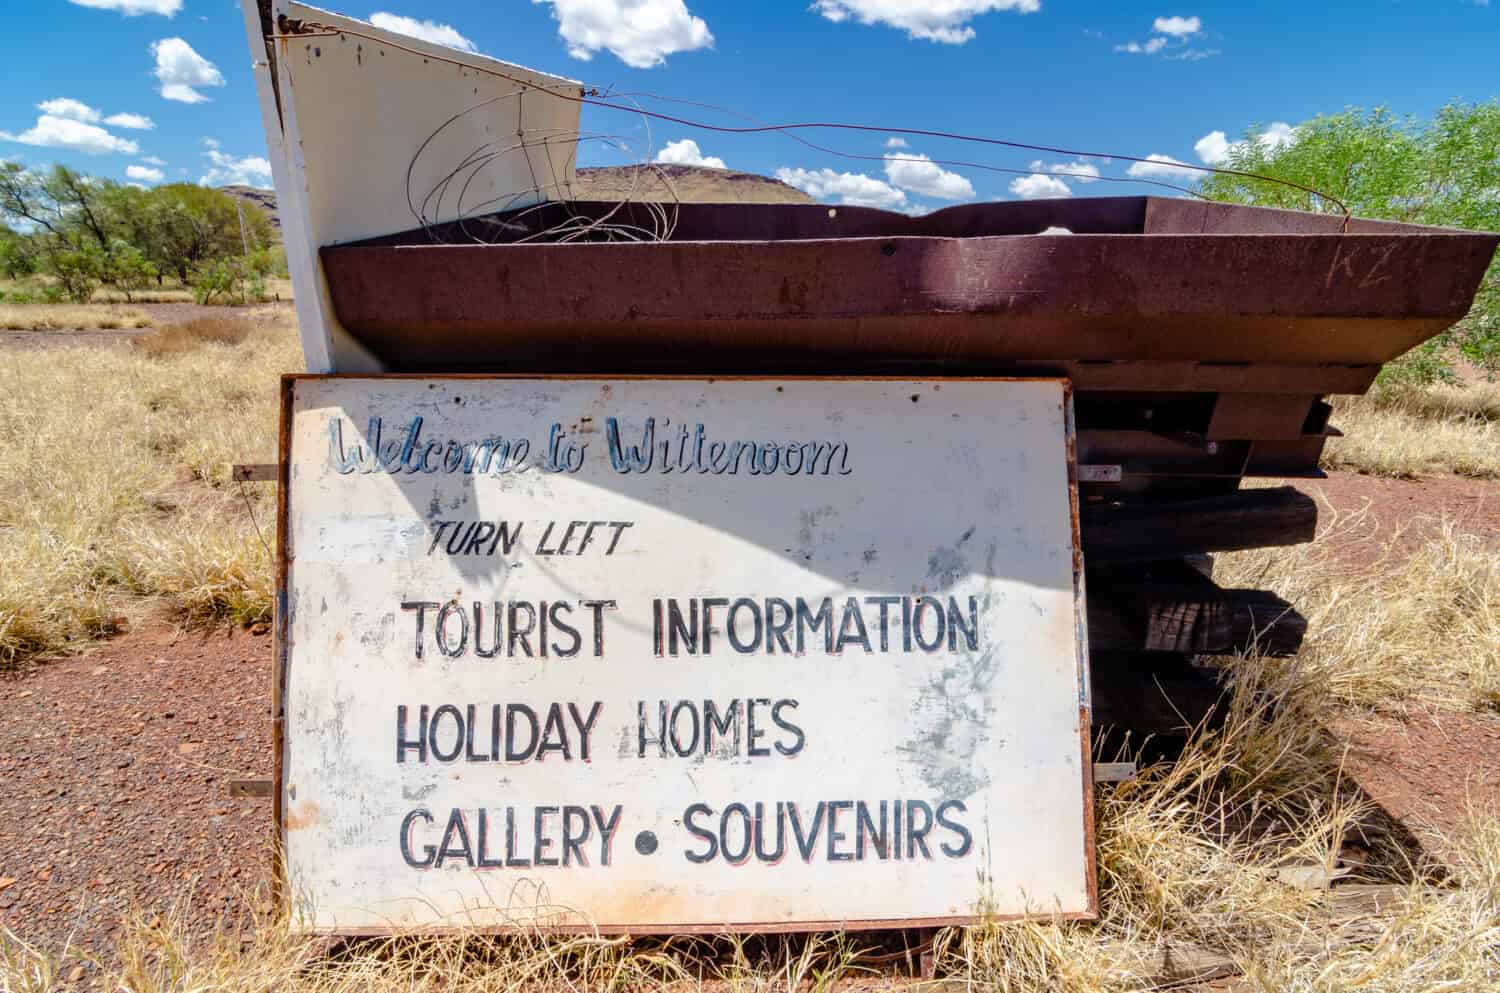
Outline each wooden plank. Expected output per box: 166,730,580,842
1092,560,1233,654
1080,486,1317,563
1087,588,1305,657
1092,762,1137,783
229,779,273,798
1091,653,1227,735
232,463,278,482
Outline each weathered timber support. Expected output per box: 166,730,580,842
1080,485,1317,563
1090,652,1228,736
1086,559,1307,656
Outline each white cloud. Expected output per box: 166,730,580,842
812,0,1039,44
0,115,139,155
200,145,273,188
1008,174,1072,199
534,0,713,68
885,136,909,148
774,167,907,210
1126,153,1201,180
368,12,477,52
1029,158,1101,183
151,38,225,103
653,138,726,169
37,98,101,123
126,164,165,182
1194,131,1230,165
1194,121,1297,165
105,112,155,130
140,155,167,166
1115,36,1168,54
1152,15,1201,37
883,153,974,200
1115,16,1215,57
67,0,182,15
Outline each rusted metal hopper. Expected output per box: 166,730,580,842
321,197,1496,490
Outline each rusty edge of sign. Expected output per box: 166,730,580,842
272,372,1101,933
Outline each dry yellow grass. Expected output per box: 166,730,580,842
0,303,152,331
1325,381,1500,479
1218,511,1499,714
0,310,298,665
1,344,1496,988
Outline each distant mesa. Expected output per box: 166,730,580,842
572,165,814,205
219,185,282,231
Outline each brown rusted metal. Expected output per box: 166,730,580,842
320,198,1496,376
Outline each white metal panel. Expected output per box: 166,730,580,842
238,1,583,371
281,377,1092,932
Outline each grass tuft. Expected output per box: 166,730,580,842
0,304,152,331
0,310,298,666
1325,381,1500,479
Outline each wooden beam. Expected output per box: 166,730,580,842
1091,653,1227,735
1081,486,1317,563
231,463,278,482
1087,562,1307,657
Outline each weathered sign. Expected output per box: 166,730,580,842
278,376,1094,932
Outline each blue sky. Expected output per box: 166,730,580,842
3,1,1496,211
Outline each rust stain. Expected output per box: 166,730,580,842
285,800,321,830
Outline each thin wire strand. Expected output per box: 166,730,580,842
270,18,1351,226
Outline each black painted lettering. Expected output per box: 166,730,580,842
937,800,972,858
684,803,717,863
396,704,428,763
400,808,435,868
401,601,439,660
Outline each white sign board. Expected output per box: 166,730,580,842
279,376,1094,933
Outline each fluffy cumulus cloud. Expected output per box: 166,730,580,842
105,112,155,130
1115,14,1216,58
200,141,274,188
68,0,182,15
1152,15,1201,36
151,38,225,103
884,136,909,148
653,138,726,169
1029,158,1100,182
368,12,477,52
883,153,975,200
34,100,155,133
1009,173,1072,199
1194,121,1297,165
140,155,166,166
775,167,907,210
1126,153,1201,180
534,0,713,68
37,98,101,123
0,115,140,156
813,0,1039,44
126,163,164,183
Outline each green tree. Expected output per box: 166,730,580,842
103,240,158,302
1199,102,1500,377
49,247,105,303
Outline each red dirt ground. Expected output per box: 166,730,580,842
1,468,1495,969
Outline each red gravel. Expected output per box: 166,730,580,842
0,625,274,958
